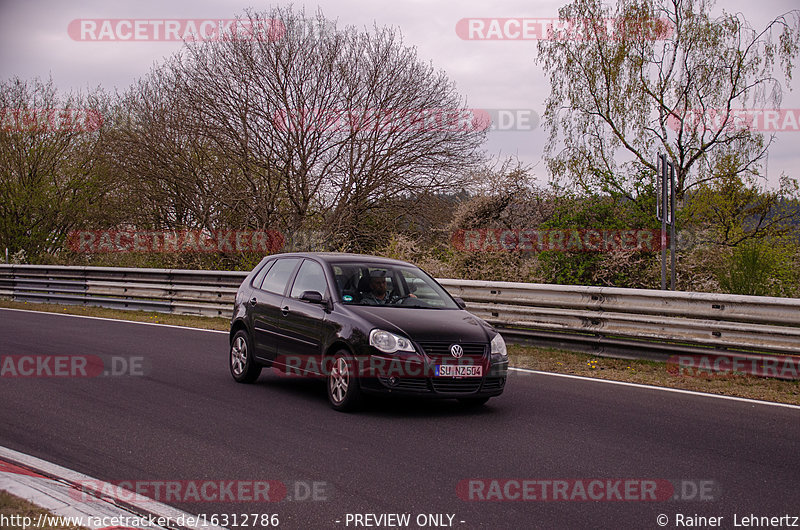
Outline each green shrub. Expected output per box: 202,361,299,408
717,240,799,297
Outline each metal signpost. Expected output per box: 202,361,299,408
656,154,676,290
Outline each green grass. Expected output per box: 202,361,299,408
0,490,89,530
509,345,799,406
0,299,229,331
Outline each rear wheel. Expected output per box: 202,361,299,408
230,329,262,383
327,350,363,412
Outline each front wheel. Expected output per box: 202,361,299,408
327,350,363,412
230,329,262,383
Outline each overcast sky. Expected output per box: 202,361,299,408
1,0,798,188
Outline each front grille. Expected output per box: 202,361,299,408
418,342,486,363
431,378,482,393
419,342,487,394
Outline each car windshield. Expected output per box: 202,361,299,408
331,262,459,309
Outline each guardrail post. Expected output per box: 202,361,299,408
168,269,175,314
81,266,88,306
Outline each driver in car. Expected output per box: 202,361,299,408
361,269,415,305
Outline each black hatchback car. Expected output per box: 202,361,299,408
229,253,508,411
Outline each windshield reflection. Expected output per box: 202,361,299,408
331,262,458,309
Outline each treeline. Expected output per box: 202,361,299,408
398,162,800,297
1,7,798,296
1,8,485,271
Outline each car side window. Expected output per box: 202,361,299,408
290,260,328,299
259,258,300,294
333,265,359,303
251,260,275,290
401,269,436,298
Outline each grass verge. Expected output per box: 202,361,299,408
2,298,798,406
509,345,799,406
0,490,89,530
0,299,229,331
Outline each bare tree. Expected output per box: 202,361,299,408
537,0,800,201
0,77,114,258
111,64,265,233
117,7,487,249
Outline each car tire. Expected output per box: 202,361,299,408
458,397,490,407
326,349,363,412
230,329,262,383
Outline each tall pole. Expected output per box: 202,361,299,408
670,162,676,291
660,154,668,290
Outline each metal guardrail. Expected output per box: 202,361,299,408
2,265,800,362
438,279,800,362
0,265,245,318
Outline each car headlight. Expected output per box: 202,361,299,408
491,333,507,358
369,329,415,354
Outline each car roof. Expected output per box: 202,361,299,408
263,252,415,267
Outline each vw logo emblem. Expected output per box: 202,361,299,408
450,344,464,358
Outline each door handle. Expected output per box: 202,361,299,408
249,297,257,306
281,306,290,316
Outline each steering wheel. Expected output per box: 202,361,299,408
387,289,411,304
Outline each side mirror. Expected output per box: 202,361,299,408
454,296,467,309
300,290,324,304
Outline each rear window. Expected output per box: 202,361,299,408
251,259,274,289
259,258,300,294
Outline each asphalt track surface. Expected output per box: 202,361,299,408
1,308,799,530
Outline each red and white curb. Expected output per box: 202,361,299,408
0,446,225,530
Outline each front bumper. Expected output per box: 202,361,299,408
356,350,508,398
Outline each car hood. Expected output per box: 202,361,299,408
344,306,492,344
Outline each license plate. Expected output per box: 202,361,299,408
435,365,482,377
